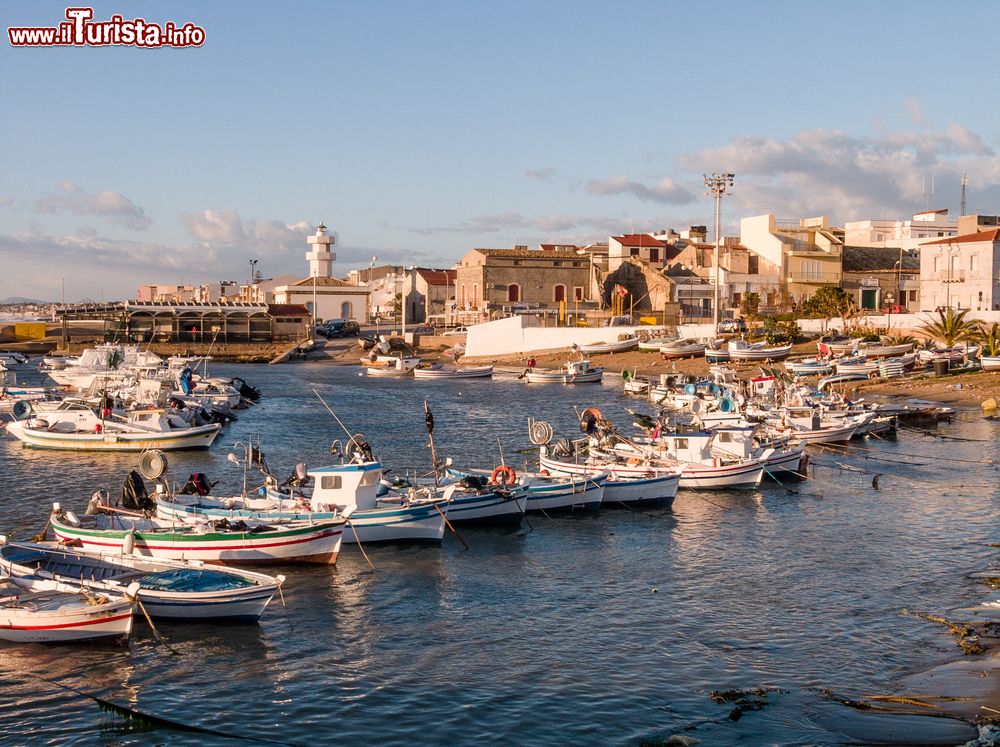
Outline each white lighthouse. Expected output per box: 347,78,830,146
306,223,336,277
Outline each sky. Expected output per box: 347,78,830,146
2,0,999,301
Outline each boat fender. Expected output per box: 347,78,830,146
684,383,696,395
491,465,517,486
12,400,32,420
122,529,135,555
719,398,733,413
94,423,103,434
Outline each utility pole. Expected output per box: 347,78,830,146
704,172,735,333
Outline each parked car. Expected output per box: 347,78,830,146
317,320,360,338
412,325,435,335
442,326,468,336
718,318,748,333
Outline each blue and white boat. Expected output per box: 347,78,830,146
0,538,280,621
158,446,449,544
393,470,529,526
447,467,606,512
602,471,679,507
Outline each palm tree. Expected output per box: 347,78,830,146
975,322,1000,357
919,308,978,348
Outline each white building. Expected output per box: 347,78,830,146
844,209,957,252
273,224,370,324
919,228,1000,312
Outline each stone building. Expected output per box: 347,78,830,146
453,246,595,315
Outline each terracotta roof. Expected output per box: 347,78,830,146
539,243,580,252
415,268,457,286
914,208,949,216
922,229,1000,245
612,234,668,248
473,248,581,258
267,304,311,316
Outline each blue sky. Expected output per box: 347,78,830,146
2,0,999,301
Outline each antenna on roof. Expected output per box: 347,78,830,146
961,171,968,216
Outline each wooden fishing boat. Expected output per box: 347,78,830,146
660,339,706,359
817,335,862,356
784,358,835,376
578,337,639,354
817,372,870,391
49,504,345,565
981,356,1000,372
447,467,607,512
412,364,493,379
161,452,449,545
0,539,280,621
728,340,792,362
5,400,221,452
601,471,679,507
857,342,914,358
523,358,603,384
365,355,420,377
0,574,136,644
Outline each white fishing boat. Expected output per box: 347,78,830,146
160,440,449,545
46,344,164,390
49,504,346,565
858,342,914,358
918,344,980,363
447,467,606,512
784,358,835,376
817,372,870,391
523,358,603,384
412,364,493,379
538,448,692,491
577,337,639,354
816,335,862,356
622,370,650,395
981,356,1000,372
638,337,672,352
5,400,221,451
0,539,279,622
601,471,680,507
365,355,420,377
728,340,792,362
0,574,137,644
660,338,706,359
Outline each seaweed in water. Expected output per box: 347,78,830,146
709,686,786,721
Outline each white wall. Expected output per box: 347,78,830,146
464,314,663,357
740,214,785,269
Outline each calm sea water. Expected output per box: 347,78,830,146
1,363,998,745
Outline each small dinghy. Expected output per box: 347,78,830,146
577,337,639,354
0,572,137,644
660,338,706,359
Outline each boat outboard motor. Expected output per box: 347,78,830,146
460,475,489,492
551,437,575,458
231,377,261,403
121,470,155,512
283,463,312,489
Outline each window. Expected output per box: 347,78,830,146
513,260,522,266
508,284,520,303
649,248,659,263
341,302,352,319
718,432,733,442
553,261,562,267
574,286,584,301
473,283,479,306
675,438,688,450
970,255,977,272
554,284,566,303
321,476,342,490
572,261,582,267
630,248,640,257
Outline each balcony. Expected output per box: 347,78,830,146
936,270,966,283
787,271,841,284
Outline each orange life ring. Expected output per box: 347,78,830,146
491,465,517,485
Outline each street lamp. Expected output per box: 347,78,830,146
248,259,258,302
885,292,894,330
704,172,735,334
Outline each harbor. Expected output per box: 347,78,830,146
1,359,1000,744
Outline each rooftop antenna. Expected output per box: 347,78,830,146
961,171,968,216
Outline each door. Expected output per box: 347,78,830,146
861,289,877,310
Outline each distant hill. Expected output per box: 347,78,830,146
1,297,44,304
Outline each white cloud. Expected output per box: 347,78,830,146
585,175,696,205
181,209,315,253
35,181,151,230
677,123,1000,221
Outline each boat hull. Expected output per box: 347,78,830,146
5,421,220,451
51,516,344,565
412,366,493,379
602,473,679,507
0,591,134,644
523,370,603,384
